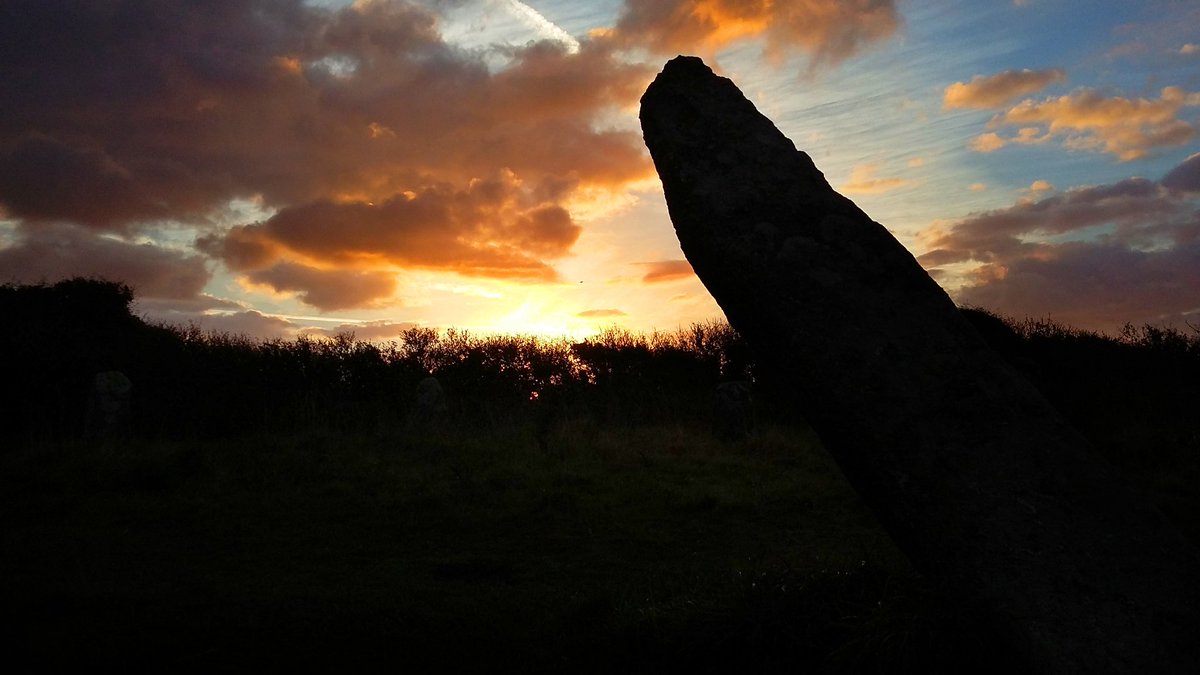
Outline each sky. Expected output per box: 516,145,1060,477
1,0,1198,340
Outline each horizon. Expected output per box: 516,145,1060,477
2,0,1198,340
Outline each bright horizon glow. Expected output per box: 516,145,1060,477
2,1,1198,340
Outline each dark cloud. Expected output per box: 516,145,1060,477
133,295,242,317
245,262,398,311
955,242,1200,331
0,0,653,217
919,155,1200,331
1162,152,1200,193
0,0,654,308
918,177,1180,267
0,224,211,299
0,135,171,228
637,259,695,283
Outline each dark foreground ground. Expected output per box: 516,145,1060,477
0,422,1024,673
3,282,1197,671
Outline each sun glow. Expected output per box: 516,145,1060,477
483,292,602,341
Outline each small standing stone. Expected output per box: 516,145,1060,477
411,376,448,427
713,380,753,441
85,370,132,439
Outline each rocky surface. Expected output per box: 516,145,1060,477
640,55,1199,673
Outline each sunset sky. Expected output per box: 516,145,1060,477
2,0,1198,340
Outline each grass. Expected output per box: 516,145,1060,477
5,282,1193,671
0,420,1002,672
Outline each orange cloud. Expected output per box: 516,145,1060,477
203,172,578,282
840,163,908,194
611,0,899,65
637,259,695,283
969,133,1007,153
943,68,1065,110
986,87,1200,160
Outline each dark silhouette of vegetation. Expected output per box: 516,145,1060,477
1,279,752,446
960,306,1200,539
4,282,1196,483
2,279,1198,670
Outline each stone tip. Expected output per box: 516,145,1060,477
663,54,709,71
652,55,715,85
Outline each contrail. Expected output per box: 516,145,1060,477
501,0,580,53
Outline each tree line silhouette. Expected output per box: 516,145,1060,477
4,278,1198,525
1,278,755,444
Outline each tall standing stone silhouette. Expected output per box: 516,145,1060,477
640,55,1198,673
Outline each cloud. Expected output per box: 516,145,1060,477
969,133,1007,153
0,0,655,303
133,295,242,319
636,259,695,283
943,68,1065,110
0,135,175,228
244,262,398,312
502,0,580,53
302,320,419,340
0,224,211,300
918,155,1200,331
1161,152,1200,193
609,0,899,66
200,171,582,310
982,87,1200,160
576,308,627,318
1027,180,1055,193
840,163,908,195
1182,44,1200,55
954,242,1200,331
180,310,298,341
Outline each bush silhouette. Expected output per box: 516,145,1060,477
4,278,1197,534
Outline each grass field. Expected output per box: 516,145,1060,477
4,282,1195,672
0,420,1009,672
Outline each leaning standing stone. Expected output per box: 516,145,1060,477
640,55,1199,673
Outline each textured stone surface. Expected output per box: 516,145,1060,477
641,55,1199,673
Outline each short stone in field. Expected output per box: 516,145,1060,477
85,370,132,439
713,380,753,441
640,55,1200,673
412,376,448,425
